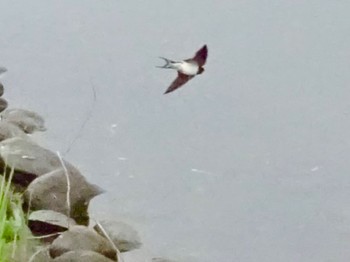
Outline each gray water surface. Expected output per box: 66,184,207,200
1,1,350,261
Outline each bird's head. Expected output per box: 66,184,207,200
198,67,205,74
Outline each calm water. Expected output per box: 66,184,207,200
1,1,350,261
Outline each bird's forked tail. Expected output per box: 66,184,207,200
156,57,175,69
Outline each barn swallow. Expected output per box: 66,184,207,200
157,45,208,94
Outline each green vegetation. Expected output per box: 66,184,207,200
0,171,35,262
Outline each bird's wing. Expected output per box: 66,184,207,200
164,72,193,94
192,45,208,67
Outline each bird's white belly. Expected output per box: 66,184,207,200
177,62,198,75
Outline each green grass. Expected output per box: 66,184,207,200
0,171,36,262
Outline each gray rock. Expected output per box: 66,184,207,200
0,82,4,96
29,248,53,262
0,137,79,186
0,120,27,141
0,98,8,113
25,168,103,225
152,258,177,262
1,108,46,133
94,220,141,252
0,137,103,224
49,226,117,261
52,250,116,262
29,210,76,229
28,210,76,242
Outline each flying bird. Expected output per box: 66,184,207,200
157,45,208,94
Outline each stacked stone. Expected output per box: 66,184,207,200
0,70,141,261
0,69,174,262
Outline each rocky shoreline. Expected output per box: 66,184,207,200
0,72,173,262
